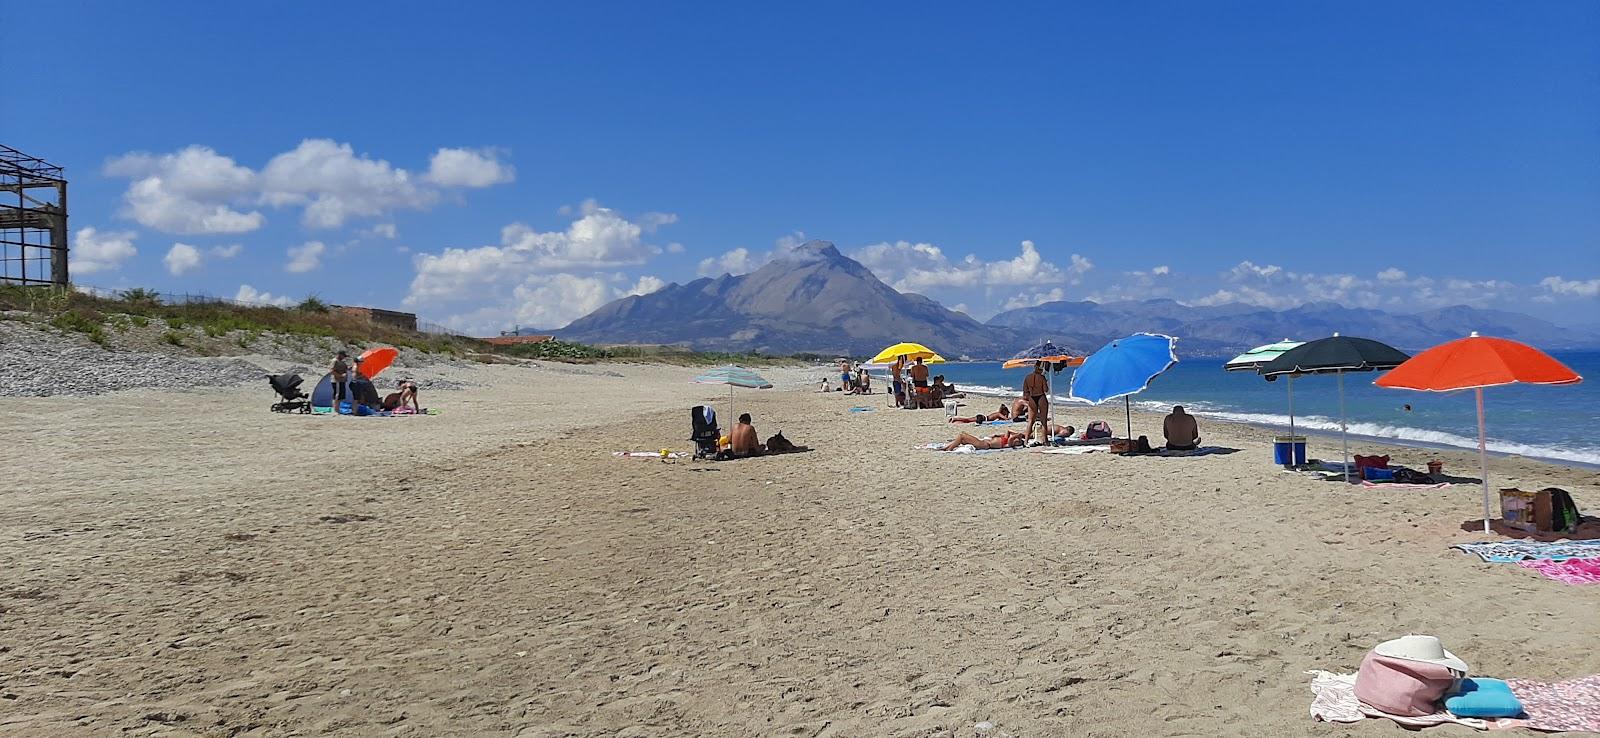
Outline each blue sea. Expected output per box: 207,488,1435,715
896,352,1600,467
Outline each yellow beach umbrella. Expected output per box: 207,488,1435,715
868,342,946,365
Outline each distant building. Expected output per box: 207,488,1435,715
335,305,418,332
481,334,554,346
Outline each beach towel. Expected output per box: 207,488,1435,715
1501,675,1600,732
1120,446,1236,458
1360,480,1453,490
1036,446,1103,455
613,451,689,459
916,442,1016,455
1451,540,1600,563
848,407,874,413
1307,671,1488,728
1517,558,1600,585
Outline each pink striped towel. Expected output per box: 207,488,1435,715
1518,558,1600,585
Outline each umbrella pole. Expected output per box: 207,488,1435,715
1287,374,1296,441
1477,388,1491,534
1124,396,1132,440
1338,370,1350,482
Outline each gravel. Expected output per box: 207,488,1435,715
0,321,270,397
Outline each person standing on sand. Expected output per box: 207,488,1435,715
330,350,351,413
1022,361,1049,442
891,355,907,407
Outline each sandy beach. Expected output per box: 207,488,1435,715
3,362,1598,737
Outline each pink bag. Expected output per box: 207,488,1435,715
1354,652,1460,716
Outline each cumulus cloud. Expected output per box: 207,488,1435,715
629,275,667,296
163,243,202,275
851,239,1090,292
104,146,264,234
697,247,766,277
1152,265,1170,276
364,223,398,240
209,244,243,258
104,140,513,234
286,241,327,273
404,204,680,332
72,227,138,274
1540,276,1600,298
1002,287,1067,311
1377,267,1407,283
425,147,515,188
234,284,293,307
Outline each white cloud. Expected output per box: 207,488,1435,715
425,147,515,187
665,242,685,254
1002,287,1067,311
639,212,679,233
259,139,436,229
698,247,767,277
364,223,398,240
104,146,265,235
851,239,1089,292
209,244,243,258
1540,276,1600,298
234,284,293,307
1152,265,1170,276
72,227,139,274
286,241,327,273
403,204,689,334
1377,267,1407,283
163,243,202,275
106,140,512,235
629,275,666,296
1227,261,1284,281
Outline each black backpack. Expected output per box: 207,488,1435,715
1542,487,1583,533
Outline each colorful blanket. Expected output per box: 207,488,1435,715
1452,540,1600,563
1307,671,1488,728
612,451,689,459
1518,558,1600,585
1502,675,1600,732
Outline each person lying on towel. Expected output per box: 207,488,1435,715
942,429,1026,451
1163,405,1201,451
950,404,1012,424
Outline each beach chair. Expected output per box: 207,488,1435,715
690,405,720,459
267,373,311,413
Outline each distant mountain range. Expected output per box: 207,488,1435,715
556,240,1599,357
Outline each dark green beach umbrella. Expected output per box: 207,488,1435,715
1259,334,1410,481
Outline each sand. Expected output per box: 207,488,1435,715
2,363,1597,737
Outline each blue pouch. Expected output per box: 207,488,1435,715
1445,678,1523,718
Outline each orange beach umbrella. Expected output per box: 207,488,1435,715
1375,333,1582,532
357,346,399,380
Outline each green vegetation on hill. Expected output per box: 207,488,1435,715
0,285,475,355
494,339,801,366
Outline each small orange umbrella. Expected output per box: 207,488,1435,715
357,346,399,380
1000,355,1085,370
1376,333,1582,532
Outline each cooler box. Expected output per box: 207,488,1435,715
1499,488,1540,533
1273,436,1307,466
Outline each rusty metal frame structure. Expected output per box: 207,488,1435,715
1,144,69,287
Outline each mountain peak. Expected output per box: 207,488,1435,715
776,239,843,262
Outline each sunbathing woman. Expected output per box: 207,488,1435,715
950,404,1011,424
943,429,1026,451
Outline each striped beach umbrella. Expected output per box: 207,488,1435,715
694,366,773,425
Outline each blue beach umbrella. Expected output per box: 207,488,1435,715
694,366,773,424
1069,333,1180,438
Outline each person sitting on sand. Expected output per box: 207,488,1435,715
382,379,421,412
1163,405,1201,451
932,375,963,398
729,413,764,457
950,404,1011,424
942,429,1026,452
857,368,871,394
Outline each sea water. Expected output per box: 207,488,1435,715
900,351,1600,467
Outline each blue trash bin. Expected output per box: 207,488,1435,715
1274,436,1307,466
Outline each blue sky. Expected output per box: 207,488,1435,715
7,1,1598,332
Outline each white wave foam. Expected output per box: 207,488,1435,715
1175,408,1600,466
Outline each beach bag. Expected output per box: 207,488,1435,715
1354,652,1459,716
1538,488,1582,533
1084,421,1112,439
766,432,797,453
1354,454,1390,473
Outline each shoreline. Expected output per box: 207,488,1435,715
935,384,1600,471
